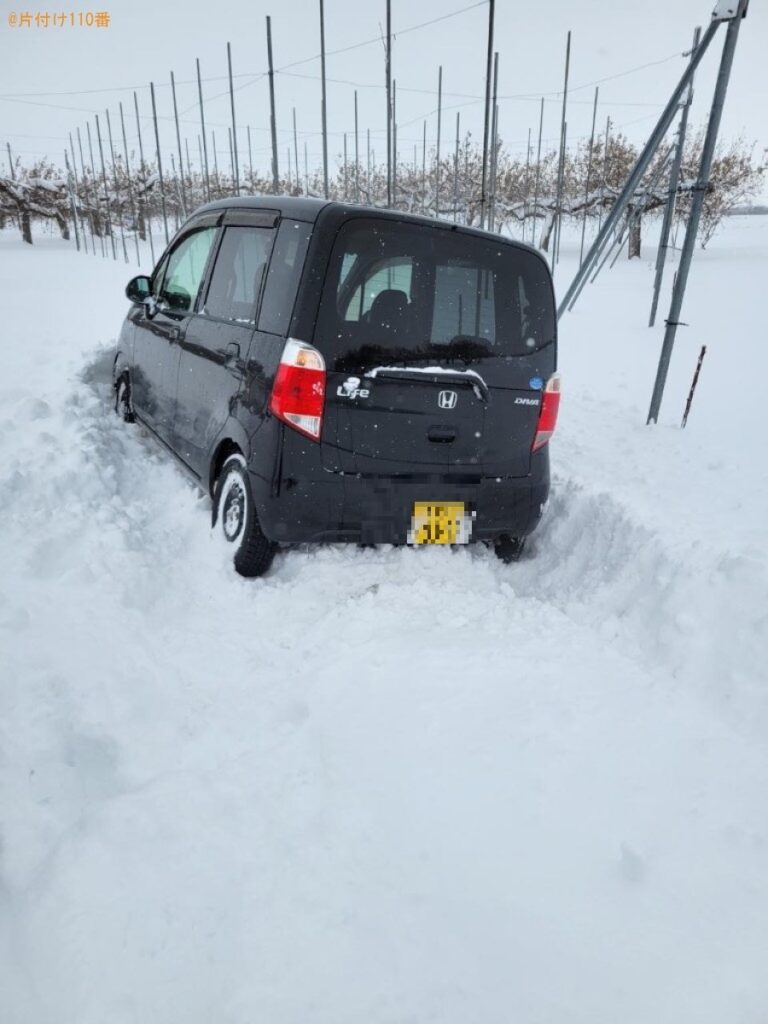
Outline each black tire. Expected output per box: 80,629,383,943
494,535,527,564
212,454,276,577
114,374,135,423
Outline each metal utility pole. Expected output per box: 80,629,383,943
479,0,495,228
488,51,499,231
343,133,348,200
554,30,571,263
265,18,279,194
354,91,360,203
453,111,461,223
149,82,169,244
488,101,499,232
319,0,329,198
557,15,721,318
579,86,599,266
94,115,117,259
105,109,129,263
435,66,443,218
170,71,187,215
293,109,300,195
64,151,81,252
70,130,95,255
523,127,532,243
119,103,141,264
130,101,153,262
422,120,427,214
392,80,398,206
532,97,544,246
227,43,240,196
247,126,254,189
211,129,220,190
196,59,211,201
649,25,702,327
227,128,235,195
85,123,106,257
169,153,181,231
386,0,392,207
647,1,747,425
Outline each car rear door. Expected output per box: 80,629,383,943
314,218,556,478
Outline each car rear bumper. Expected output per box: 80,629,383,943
251,461,550,545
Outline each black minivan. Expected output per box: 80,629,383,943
114,198,559,576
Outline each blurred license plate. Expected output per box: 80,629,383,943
409,502,472,545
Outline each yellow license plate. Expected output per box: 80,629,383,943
409,502,472,545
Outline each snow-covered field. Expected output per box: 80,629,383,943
1,216,767,1023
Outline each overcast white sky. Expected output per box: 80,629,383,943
1,0,766,193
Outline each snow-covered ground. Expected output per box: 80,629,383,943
1,215,767,1023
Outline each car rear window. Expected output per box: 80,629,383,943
316,217,555,369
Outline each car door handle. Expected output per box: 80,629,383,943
167,326,180,342
225,342,240,366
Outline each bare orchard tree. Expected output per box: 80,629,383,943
2,131,763,252
0,159,72,244
675,132,766,248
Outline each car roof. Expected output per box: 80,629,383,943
192,195,544,258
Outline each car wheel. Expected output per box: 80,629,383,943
494,535,527,564
212,454,276,577
114,374,135,423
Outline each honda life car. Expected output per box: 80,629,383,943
114,198,559,576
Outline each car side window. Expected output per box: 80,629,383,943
258,220,312,336
159,227,217,313
203,226,274,323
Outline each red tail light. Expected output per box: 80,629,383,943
531,374,561,452
269,338,326,441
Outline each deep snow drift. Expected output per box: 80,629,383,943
1,216,767,1023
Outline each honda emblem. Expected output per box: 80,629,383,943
438,390,458,410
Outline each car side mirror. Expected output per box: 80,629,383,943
126,275,151,304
